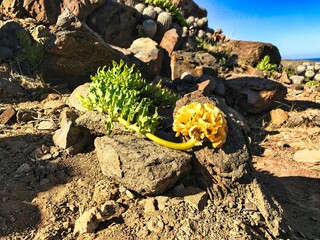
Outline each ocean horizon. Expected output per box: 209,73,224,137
285,57,320,62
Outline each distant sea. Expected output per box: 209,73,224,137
290,57,320,62
303,57,320,62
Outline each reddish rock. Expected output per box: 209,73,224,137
23,0,61,25
279,71,291,84
225,40,281,67
160,29,181,56
225,76,287,114
170,50,218,80
0,106,16,124
270,109,288,125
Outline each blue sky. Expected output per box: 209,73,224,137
195,0,320,59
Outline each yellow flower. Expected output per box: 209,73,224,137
173,102,228,148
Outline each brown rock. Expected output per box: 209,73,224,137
73,200,124,236
171,0,207,18
40,9,128,88
62,0,106,21
87,0,140,48
270,109,288,125
23,0,61,25
0,0,26,18
128,38,163,79
225,40,281,67
52,120,92,154
0,106,16,124
160,29,181,56
67,83,90,112
225,76,287,114
183,187,208,211
280,71,291,84
171,50,218,80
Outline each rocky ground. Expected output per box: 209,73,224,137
0,63,319,240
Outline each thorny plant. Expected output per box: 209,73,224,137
142,0,187,26
80,60,228,150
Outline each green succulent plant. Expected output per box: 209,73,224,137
305,80,320,86
79,60,177,135
256,55,279,77
142,0,187,26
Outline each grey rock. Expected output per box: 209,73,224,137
290,75,305,84
67,83,90,112
53,120,93,154
0,46,13,60
94,134,192,196
74,200,124,236
128,38,163,79
87,1,140,48
314,73,320,81
173,91,291,238
75,110,108,135
305,70,315,79
296,65,306,75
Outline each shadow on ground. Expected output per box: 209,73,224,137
0,133,70,237
256,171,320,239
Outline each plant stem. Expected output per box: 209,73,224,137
145,132,196,150
117,117,195,150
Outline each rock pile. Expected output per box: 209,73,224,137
290,61,320,84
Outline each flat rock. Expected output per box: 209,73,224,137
293,150,320,164
0,106,16,124
94,133,192,196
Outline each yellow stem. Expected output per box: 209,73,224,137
145,133,196,150
117,117,195,150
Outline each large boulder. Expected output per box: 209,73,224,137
87,0,140,48
40,9,129,88
225,40,281,67
224,75,287,114
94,133,192,196
173,91,291,239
